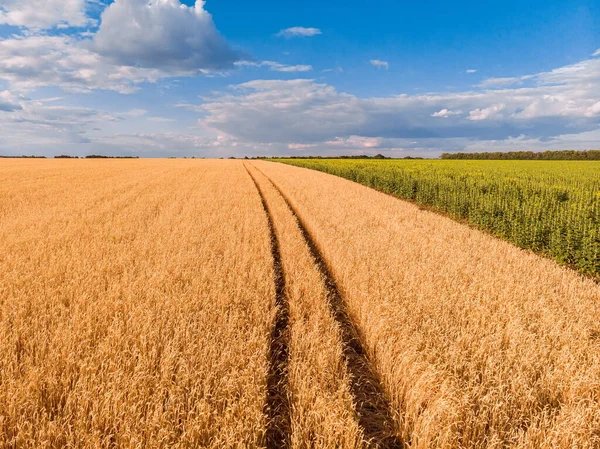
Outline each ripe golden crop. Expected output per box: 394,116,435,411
0,160,274,447
257,160,600,448
1,159,599,448
279,159,600,276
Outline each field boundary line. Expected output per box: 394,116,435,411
250,162,403,448
244,163,291,449
271,160,600,284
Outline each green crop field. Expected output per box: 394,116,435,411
276,159,600,276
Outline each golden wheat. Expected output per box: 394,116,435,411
0,160,275,448
257,160,600,448
246,163,365,448
3,158,600,448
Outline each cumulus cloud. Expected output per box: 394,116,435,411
2,8,600,158
236,60,312,72
431,109,462,118
370,59,389,69
0,95,121,153
0,105,218,156
0,0,92,29
92,0,240,71
147,116,176,122
462,128,600,154
594,49,600,57
479,77,522,88
288,143,317,150
261,61,312,72
0,1,296,96
0,35,166,93
175,103,204,112
94,131,278,158
0,90,23,112
202,79,365,143
197,54,600,145
468,104,506,121
588,101,600,116
325,135,383,148
0,0,246,94
276,27,322,38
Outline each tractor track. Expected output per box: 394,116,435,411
245,164,291,449
250,163,403,449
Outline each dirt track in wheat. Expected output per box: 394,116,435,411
1,159,599,448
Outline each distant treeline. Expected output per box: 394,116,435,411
85,155,140,159
2,155,141,159
257,154,425,160
441,150,600,160
57,155,141,159
0,155,47,159
284,154,389,159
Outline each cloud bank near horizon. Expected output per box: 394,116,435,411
0,1,599,157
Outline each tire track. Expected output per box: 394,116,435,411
244,164,291,449
251,163,403,449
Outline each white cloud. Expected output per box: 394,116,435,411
468,104,505,121
202,79,365,143
431,108,462,118
4,91,600,158
236,60,312,72
463,128,600,153
262,61,312,72
0,0,92,29
94,131,262,157
197,54,600,145
0,90,23,112
175,103,204,112
466,69,477,73
0,35,167,93
325,135,383,148
92,127,600,158
588,101,600,116
370,59,389,69
276,27,322,38
533,60,597,87
92,0,240,71
593,49,600,57
37,97,63,103
288,143,317,150
0,95,241,158
3,19,600,157
0,96,121,153
147,116,176,122
479,77,522,88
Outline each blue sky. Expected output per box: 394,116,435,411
0,0,599,157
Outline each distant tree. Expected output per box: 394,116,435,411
0,155,46,159
441,150,600,160
85,155,140,159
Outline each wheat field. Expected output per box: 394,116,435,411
0,160,274,447
1,159,600,448
280,159,600,276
